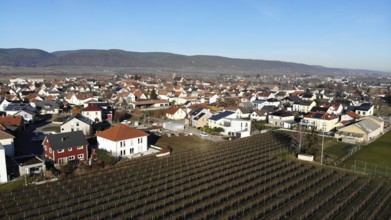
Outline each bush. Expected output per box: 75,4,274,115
201,126,224,133
95,149,118,166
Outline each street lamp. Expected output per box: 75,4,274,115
321,122,326,165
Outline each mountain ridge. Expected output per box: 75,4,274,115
0,48,385,74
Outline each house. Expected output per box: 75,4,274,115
292,100,316,113
43,131,89,165
208,111,251,138
165,107,186,120
335,117,384,143
0,115,25,134
225,107,251,119
60,114,93,136
0,130,15,157
82,105,102,122
12,155,46,176
351,103,374,116
250,110,268,121
129,100,170,109
268,110,295,129
186,107,212,128
0,99,11,112
4,103,35,117
96,124,148,157
252,98,280,110
301,92,316,101
301,112,340,132
325,103,343,115
13,109,36,124
33,101,60,115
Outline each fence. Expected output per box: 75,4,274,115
341,160,391,178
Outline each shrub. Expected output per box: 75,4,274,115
95,149,118,166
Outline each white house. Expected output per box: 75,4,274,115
0,99,11,112
268,110,295,129
13,109,36,124
208,111,251,138
96,124,148,157
82,105,102,122
301,112,340,132
0,130,15,157
165,107,186,120
292,100,316,113
250,110,268,121
0,144,8,183
252,98,280,110
60,114,93,136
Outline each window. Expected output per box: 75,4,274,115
78,154,84,159
68,147,72,151
138,138,143,144
58,149,64,153
130,148,134,154
61,128,64,131
49,148,52,153
77,146,84,150
68,156,75,160
120,142,122,147
44,146,47,151
76,122,79,126
123,141,126,147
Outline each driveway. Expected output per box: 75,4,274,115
14,115,55,157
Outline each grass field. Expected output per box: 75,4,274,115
153,134,214,153
340,131,391,167
323,138,354,161
0,178,24,191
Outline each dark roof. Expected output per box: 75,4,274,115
270,110,294,117
209,111,234,121
46,131,88,150
284,96,301,103
310,106,329,113
261,106,279,113
35,101,59,111
191,107,203,116
294,100,314,106
63,114,93,125
356,103,373,111
194,112,206,120
302,93,313,98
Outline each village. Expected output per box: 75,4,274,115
0,72,390,185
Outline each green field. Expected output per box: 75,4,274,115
323,138,354,161
154,134,214,153
341,131,391,167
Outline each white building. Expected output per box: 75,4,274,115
97,124,148,157
0,145,8,183
60,114,93,136
208,111,251,138
0,130,15,157
165,107,186,120
82,105,102,122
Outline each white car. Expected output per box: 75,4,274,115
200,132,209,137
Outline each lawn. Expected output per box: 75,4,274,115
152,134,213,153
0,178,25,191
341,130,391,167
323,138,354,161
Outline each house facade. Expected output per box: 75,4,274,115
335,117,383,143
60,114,93,136
0,130,15,157
82,105,102,122
268,110,295,128
301,112,339,132
165,107,186,120
43,131,89,165
293,100,316,113
96,124,148,157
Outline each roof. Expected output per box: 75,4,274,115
355,118,380,134
97,124,148,141
0,130,15,140
63,114,93,125
347,111,360,119
209,111,235,121
356,103,373,111
304,112,339,120
166,107,181,115
0,115,24,126
83,105,102,112
46,131,88,150
270,110,294,117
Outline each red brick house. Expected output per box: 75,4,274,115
43,131,88,165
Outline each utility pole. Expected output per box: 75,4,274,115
321,122,326,166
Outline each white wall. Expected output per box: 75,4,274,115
61,119,92,136
0,138,14,157
97,136,148,157
0,146,8,183
83,111,102,122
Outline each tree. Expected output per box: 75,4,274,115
150,89,158,100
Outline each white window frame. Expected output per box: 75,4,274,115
78,154,84,159
58,149,64,153
68,156,75,160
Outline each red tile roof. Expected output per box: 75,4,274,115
166,107,181,115
0,115,24,126
0,130,15,139
83,105,102,112
97,124,148,141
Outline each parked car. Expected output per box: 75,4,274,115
200,132,209,137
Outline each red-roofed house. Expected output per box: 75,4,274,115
165,107,186,120
82,105,102,122
96,124,148,157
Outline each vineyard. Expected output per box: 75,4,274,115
1,132,391,219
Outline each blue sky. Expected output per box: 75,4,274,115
1,0,390,71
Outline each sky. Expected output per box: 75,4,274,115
0,0,390,72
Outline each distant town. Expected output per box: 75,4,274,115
0,72,391,218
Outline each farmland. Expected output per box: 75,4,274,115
1,132,391,219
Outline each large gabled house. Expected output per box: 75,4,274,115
33,101,60,115
165,107,186,120
348,103,374,117
335,116,384,143
82,105,103,122
43,131,89,165
60,114,93,136
268,110,295,129
97,124,148,157
292,100,316,113
208,111,251,138
186,107,212,128
301,112,339,132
